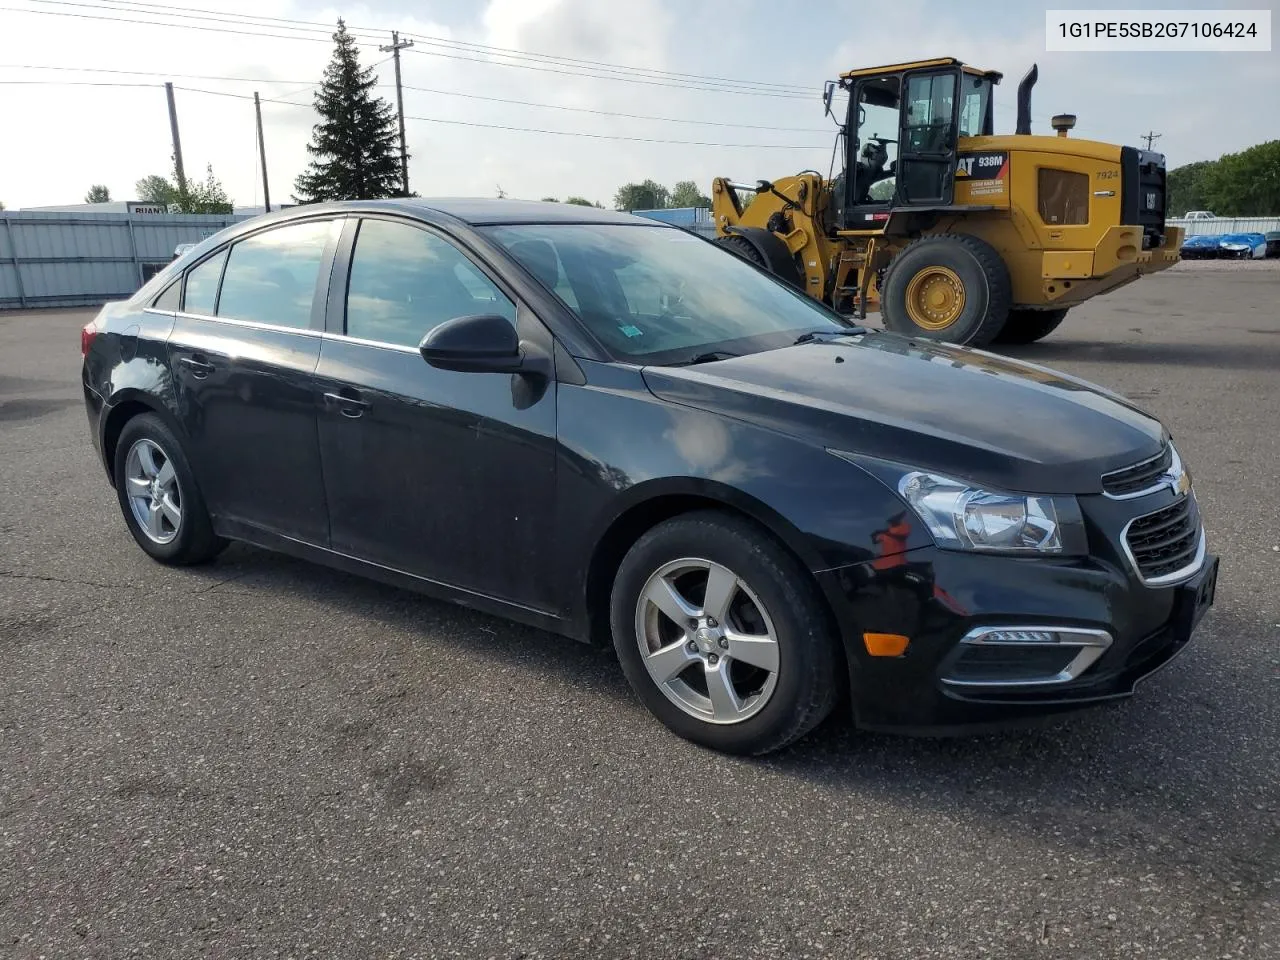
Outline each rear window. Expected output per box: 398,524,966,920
183,250,226,316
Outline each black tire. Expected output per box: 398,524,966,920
993,307,1069,345
880,234,1012,346
609,510,840,755
113,413,226,565
714,234,769,269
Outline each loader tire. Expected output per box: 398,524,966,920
715,234,769,269
993,308,1069,345
880,235,1012,346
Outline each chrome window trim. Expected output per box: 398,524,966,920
320,331,421,355
150,308,323,337
1120,502,1206,587
941,625,1113,688
1102,444,1183,501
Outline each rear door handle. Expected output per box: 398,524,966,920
178,355,215,378
323,389,370,418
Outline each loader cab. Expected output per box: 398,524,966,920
836,58,999,231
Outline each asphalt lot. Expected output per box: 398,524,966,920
1,261,1277,959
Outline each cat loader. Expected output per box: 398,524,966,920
711,58,1183,345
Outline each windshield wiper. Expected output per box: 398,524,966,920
793,326,864,345
674,350,739,366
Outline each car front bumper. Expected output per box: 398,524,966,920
815,544,1218,734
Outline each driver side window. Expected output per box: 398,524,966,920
345,219,516,349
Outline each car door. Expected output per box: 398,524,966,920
166,217,341,545
897,68,960,205
314,215,558,610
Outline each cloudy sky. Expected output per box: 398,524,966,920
0,0,1274,210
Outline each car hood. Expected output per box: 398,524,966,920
641,331,1166,495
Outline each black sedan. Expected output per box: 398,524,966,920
80,200,1218,754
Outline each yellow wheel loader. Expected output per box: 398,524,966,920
711,58,1183,345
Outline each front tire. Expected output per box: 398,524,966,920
113,413,226,565
880,234,1012,346
993,307,1069,345
610,511,840,755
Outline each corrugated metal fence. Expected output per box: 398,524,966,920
631,207,717,238
1167,216,1280,237
0,211,253,310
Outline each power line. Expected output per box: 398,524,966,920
401,114,827,150
1142,130,1162,150
168,86,828,149
3,65,828,132
400,46,812,98
397,84,831,133
0,4,382,46
7,0,814,98
44,0,816,95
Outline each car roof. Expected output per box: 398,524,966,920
270,198,660,227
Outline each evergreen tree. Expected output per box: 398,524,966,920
294,20,404,203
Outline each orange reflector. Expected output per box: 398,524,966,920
863,632,910,657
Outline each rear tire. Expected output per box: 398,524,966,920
993,307,1069,345
880,234,1012,346
610,510,840,755
113,413,226,566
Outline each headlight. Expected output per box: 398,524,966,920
898,472,1076,553
828,451,1087,555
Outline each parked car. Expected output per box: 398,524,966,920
1180,234,1221,260
1216,232,1268,260
79,200,1218,754
1266,231,1280,258
1182,210,1217,220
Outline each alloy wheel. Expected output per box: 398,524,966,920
633,557,781,725
124,437,183,545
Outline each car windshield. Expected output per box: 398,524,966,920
483,223,851,364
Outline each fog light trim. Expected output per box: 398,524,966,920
941,625,1112,688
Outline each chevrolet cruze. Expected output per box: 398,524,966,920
80,200,1218,754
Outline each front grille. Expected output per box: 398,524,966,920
1124,495,1201,582
1102,446,1173,498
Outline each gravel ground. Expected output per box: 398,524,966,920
1,264,1277,959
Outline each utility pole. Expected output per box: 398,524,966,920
254,91,271,213
1141,130,1162,151
379,30,414,197
164,81,186,205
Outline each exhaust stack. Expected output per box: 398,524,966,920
1015,63,1038,135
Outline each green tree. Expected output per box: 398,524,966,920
540,196,559,202
564,196,602,207
135,174,179,206
184,164,234,214
1167,160,1214,217
294,19,403,203
132,164,232,214
84,184,112,204
668,180,711,208
0,200,6,211
1203,140,1280,216
614,179,669,211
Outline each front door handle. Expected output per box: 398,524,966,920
323,389,370,418
178,355,215,378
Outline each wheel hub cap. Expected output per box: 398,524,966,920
634,558,781,726
124,437,183,546
904,265,966,330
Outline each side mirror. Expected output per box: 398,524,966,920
419,314,523,373
822,80,835,117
